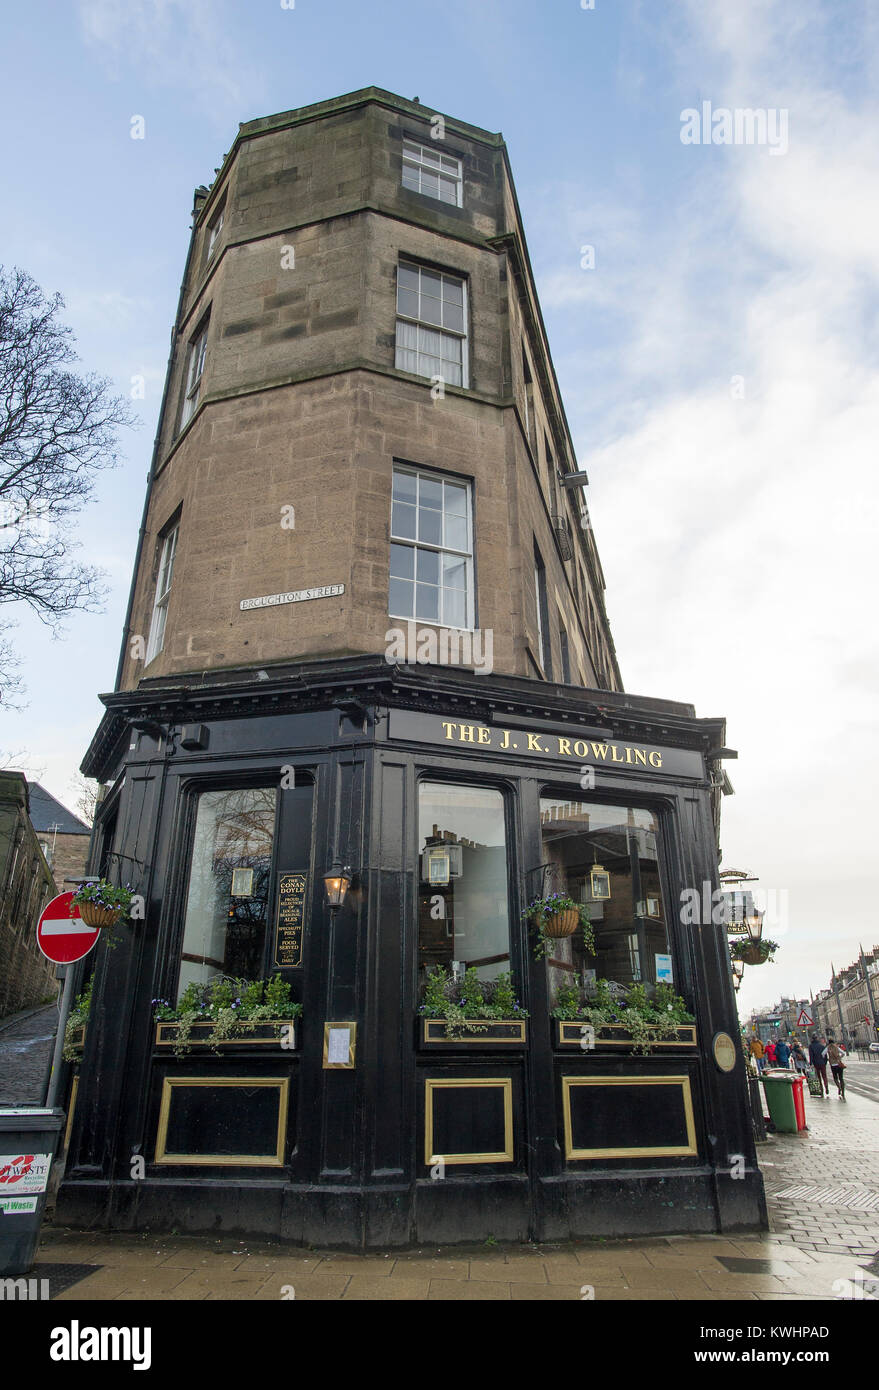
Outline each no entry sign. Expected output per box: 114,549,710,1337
36,891,100,965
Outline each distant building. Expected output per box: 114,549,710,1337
813,952,879,1047
0,773,58,1017
28,782,91,891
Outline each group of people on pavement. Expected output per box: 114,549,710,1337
748,1032,847,1098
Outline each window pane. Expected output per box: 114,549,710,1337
421,172,440,200
442,553,467,588
391,501,417,539
390,542,414,579
418,509,442,546
397,287,419,319
179,788,277,995
392,469,417,503
444,513,468,552
443,303,464,333
416,548,439,584
419,476,443,509
420,146,442,169
443,278,464,305
443,482,467,516
443,586,466,629
439,178,458,204
538,799,668,990
418,784,510,983
398,263,420,291
401,165,420,192
389,576,414,617
420,292,442,326
415,582,439,622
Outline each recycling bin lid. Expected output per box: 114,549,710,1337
761,1069,797,1080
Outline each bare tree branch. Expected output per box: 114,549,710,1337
0,265,136,707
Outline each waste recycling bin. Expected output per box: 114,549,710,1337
0,1108,65,1276
760,1069,806,1134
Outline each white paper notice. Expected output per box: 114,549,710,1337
327,1027,351,1065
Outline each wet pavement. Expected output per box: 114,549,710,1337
0,1004,57,1106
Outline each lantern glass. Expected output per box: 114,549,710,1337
323,863,351,910
745,909,763,943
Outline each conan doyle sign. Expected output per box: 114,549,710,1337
388,711,705,779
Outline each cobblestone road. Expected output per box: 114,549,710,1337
761,1059,879,1263
0,1004,58,1106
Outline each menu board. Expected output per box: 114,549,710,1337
273,870,307,967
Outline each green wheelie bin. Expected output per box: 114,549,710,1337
760,1069,799,1133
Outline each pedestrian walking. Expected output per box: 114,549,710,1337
809,1034,830,1095
825,1037,847,1099
791,1041,807,1073
749,1036,765,1073
775,1038,791,1068
764,1040,777,1066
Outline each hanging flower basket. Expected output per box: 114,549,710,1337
543,908,580,939
71,878,135,932
78,901,122,929
730,937,779,968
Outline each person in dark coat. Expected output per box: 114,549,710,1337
775,1038,791,1068
809,1033,829,1095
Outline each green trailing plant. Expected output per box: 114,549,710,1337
729,938,779,965
70,879,134,915
62,978,93,1061
419,965,528,1038
152,974,302,1056
550,977,695,1055
524,893,595,960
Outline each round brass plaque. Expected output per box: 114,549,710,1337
713,1031,737,1072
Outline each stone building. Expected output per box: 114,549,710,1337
61,88,761,1246
27,783,91,894
0,773,58,1017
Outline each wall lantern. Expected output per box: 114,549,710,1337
323,860,352,912
731,960,745,983
732,973,742,993
745,906,764,944
590,864,611,900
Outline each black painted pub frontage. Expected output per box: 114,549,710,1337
59,655,766,1246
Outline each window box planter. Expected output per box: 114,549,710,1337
155,1019,299,1050
419,1017,527,1049
555,1020,698,1050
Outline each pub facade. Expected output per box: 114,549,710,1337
59,88,765,1245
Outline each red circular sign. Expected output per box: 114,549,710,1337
36,891,100,964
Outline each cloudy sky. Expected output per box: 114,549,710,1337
1,0,876,1017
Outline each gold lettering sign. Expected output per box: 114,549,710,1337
440,721,663,769
273,870,307,968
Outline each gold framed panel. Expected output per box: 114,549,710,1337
424,1077,514,1166
322,1021,357,1069
154,1020,297,1048
561,1075,698,1160
557,1021,697,1048
154,1076,289,1166
421,1018,527,1045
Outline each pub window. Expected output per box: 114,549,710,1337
533,541,552,678
395,260,468,387
539,798,670,991
145,518,179,664
418,782,511,983
178,786,278,994
401,139,463,206
180,313,209,429
390,464,473,629
205,196,226,262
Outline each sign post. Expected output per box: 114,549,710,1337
36,892,100,1108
